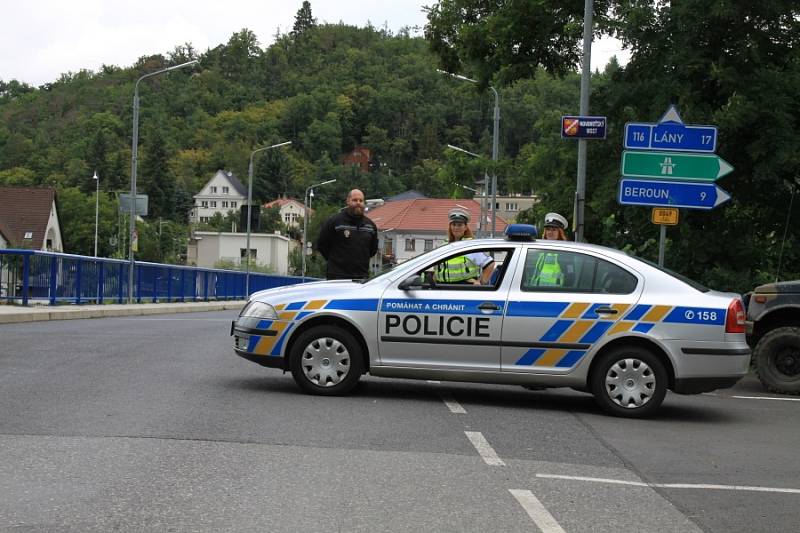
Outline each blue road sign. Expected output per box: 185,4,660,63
624,105,717,152
618,178,731,210
561,116,607,139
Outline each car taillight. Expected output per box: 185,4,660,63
725,299,746,333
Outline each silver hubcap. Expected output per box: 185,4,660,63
301,337,350,387
605,358,656,409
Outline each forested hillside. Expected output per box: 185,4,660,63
1,1,798,291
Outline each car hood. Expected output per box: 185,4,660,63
249,279,371,304
753,280,800,294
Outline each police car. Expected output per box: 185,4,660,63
232,225,750,418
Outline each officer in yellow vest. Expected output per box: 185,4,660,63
528,212,570,288
435,208,495,284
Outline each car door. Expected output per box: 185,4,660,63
378,246,515,371
501,245,643,373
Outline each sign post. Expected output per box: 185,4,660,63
618,106,734,267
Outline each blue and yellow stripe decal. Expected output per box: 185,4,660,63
245,298,378,358
511,302,725,368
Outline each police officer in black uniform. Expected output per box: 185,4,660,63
316,189,378,280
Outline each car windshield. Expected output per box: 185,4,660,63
356,246,445,284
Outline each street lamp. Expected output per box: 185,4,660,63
128,59,198,303
438,70,500,236
447,144,487,238
246,141,292,296
93,171,99,257
302,179,336,279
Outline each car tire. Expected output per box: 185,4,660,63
590,346,668,418
753,326,800,394
289,325,364,396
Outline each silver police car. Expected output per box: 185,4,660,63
232,225,750,418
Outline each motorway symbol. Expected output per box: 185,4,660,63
621,150,734,182
619,178,731,210
561,115,607,139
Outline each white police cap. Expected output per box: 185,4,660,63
448,208,470,223
543,212,568,229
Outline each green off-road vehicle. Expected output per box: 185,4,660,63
745,281,800,394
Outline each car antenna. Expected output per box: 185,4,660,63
775,184,795,283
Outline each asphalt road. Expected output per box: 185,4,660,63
0,311,797,532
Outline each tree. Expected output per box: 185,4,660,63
424,0,613,85
140,128,176,221
292,1,317,39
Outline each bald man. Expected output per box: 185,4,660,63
316,189,378,280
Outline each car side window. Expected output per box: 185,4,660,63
419,249,512,291
522,249,637,294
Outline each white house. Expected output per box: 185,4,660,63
263,197,311,228
186,231,292,275
189,170,247,223
0,187,63,252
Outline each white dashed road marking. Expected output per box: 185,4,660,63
537,474,800,494
441,393,466,414
731,395,800,402
465,431,505,466
508,490,567,533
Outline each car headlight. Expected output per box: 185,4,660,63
240,301,278,320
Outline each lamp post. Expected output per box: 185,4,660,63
302,179,336,279
246,141,292,296
128,59,197,303
93,171,99,257
447,144,486,238
438,70,500,236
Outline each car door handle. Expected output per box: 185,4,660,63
478,302,500,311
595,307,618,315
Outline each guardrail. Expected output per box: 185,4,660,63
0,249,314,306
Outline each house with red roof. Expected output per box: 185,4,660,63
366,198,508,266
262,197,311,229
0,187,63,252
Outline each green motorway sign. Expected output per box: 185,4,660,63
621,150,734,182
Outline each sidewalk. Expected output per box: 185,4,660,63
0,301,247,324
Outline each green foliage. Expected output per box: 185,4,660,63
1,4,798,292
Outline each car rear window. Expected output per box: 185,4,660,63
635,256,710,293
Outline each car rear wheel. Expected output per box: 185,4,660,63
590,346,667,418
289,325,364,396
754,326,800,394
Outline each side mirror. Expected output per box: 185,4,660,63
398,275,424,291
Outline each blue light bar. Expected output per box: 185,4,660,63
504,224,538,241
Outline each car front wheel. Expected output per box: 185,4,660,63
289,325,364,395
590,346,668,418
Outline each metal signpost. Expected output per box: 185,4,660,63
619,105,734,266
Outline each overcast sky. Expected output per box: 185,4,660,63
1,1,628,86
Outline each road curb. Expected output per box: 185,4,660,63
0,301,246,324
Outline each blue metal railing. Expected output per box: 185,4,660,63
0,249,315,306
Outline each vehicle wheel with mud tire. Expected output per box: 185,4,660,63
754,326,800,394
590,346,668,418
289,326,364,395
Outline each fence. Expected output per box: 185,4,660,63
0,249,313,306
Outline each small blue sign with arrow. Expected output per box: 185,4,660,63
618,178,731,210
624,106,717,153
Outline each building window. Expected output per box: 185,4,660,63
222,186,229,194
505,202,519,211
231,201,237,208
405,239,415,252
284,214,291,223
210,186,217,193
383,238,393,256
240,248,256,261
424,239,433,252
210,201,217,208
200,217,209,223
222,201,228,208
201,201,208,208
